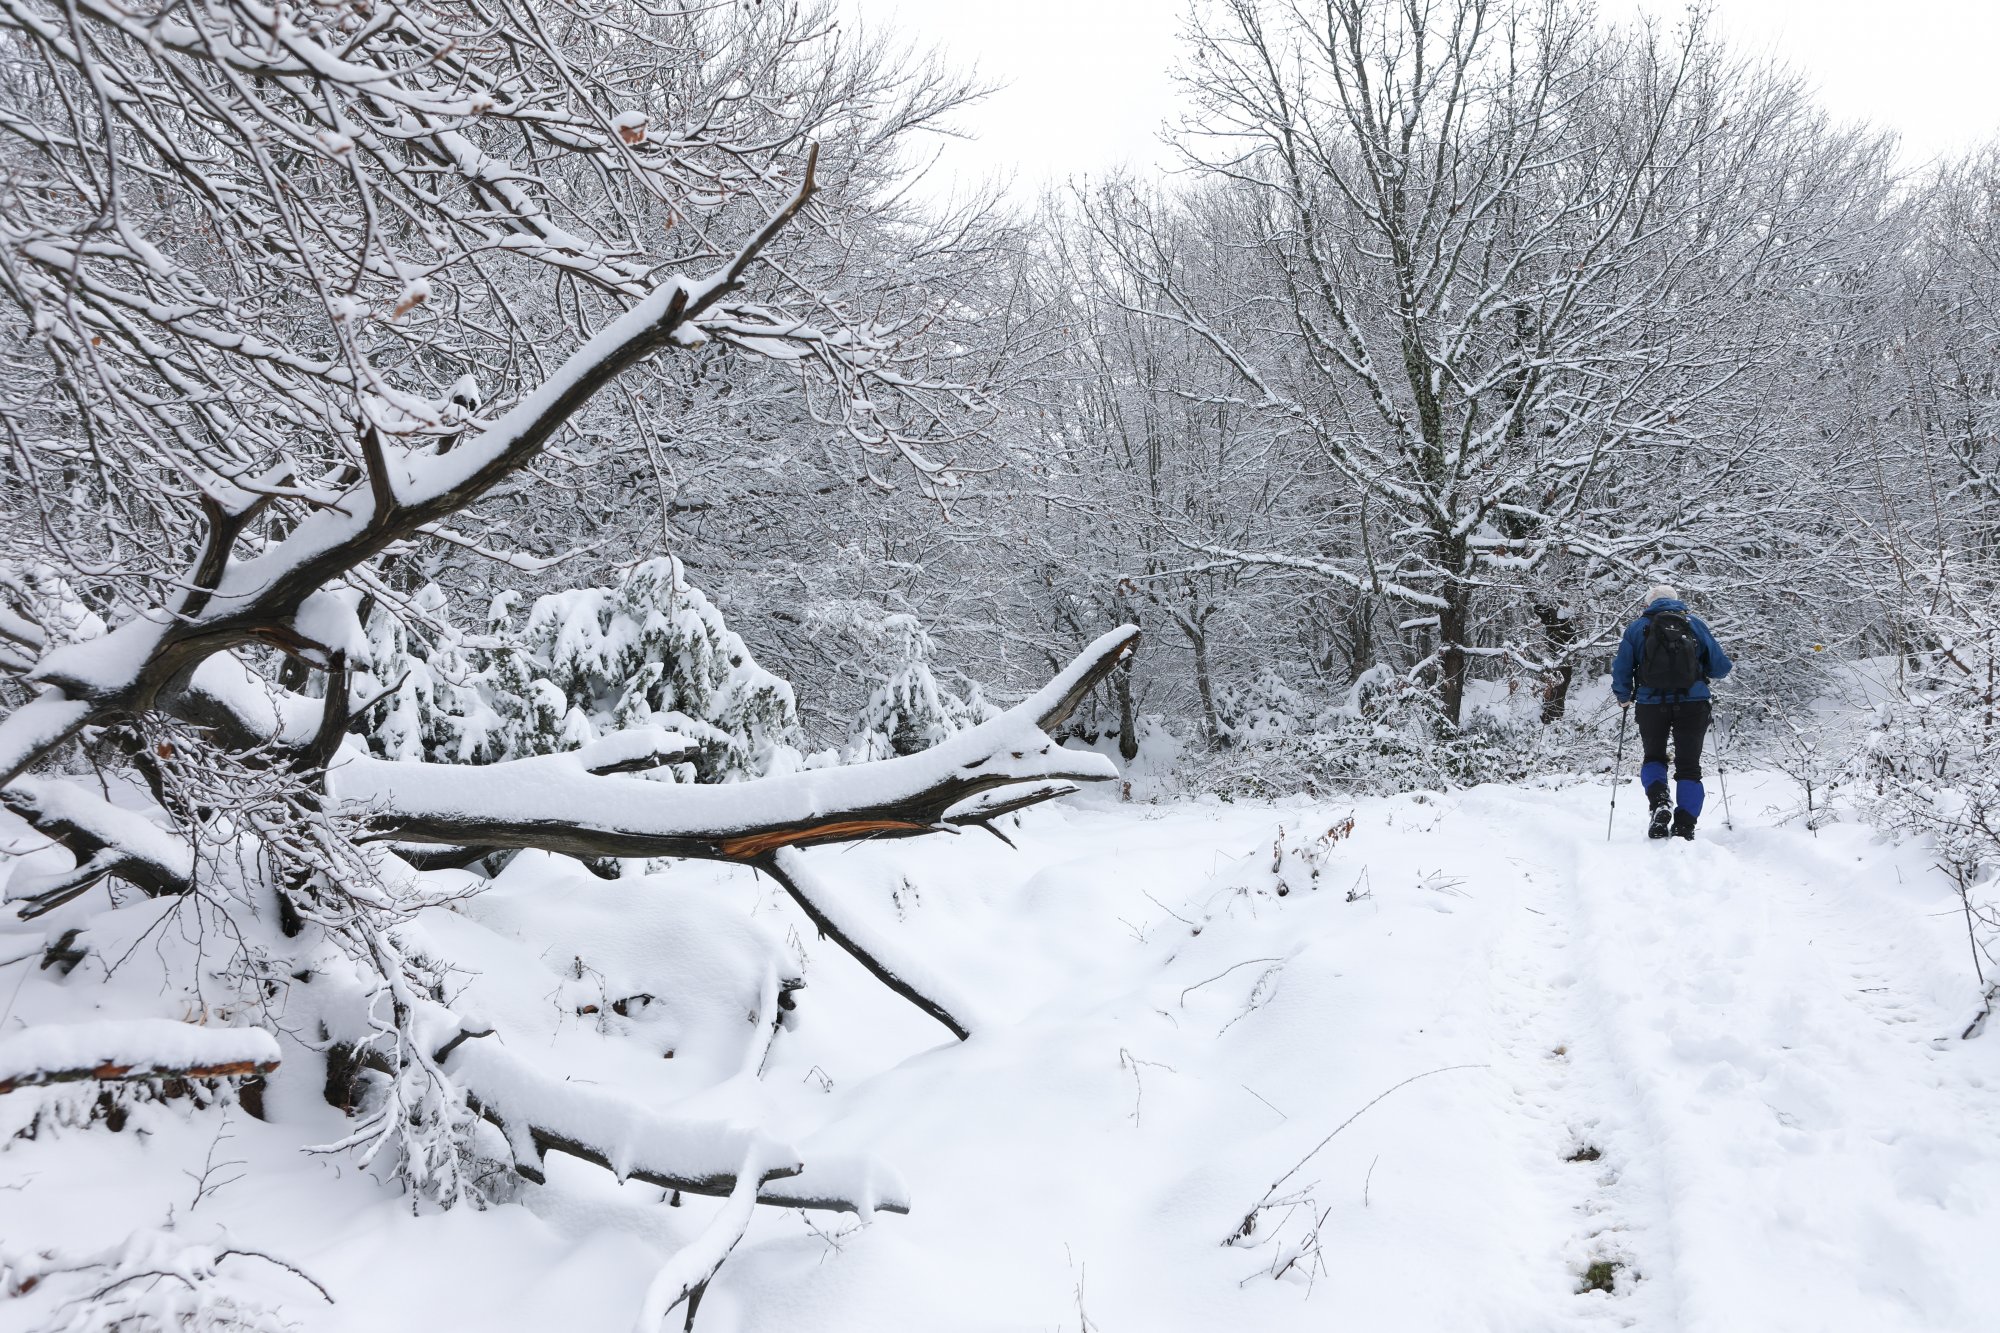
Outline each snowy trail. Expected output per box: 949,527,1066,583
724,777,2000,1332
1471,803,1681,1330
1496,780,1999,1333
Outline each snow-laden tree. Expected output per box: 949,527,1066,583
0,0,1135,1313
1844,143,2000,987
1081,0,1894,724
1896,145,2000,562
845,613,998,761
358,557,802,783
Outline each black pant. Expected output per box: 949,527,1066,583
1635,698,1711,790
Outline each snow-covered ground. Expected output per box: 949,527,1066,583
4,767,1996,1332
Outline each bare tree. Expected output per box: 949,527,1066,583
1010,182,1304,748
1896,144,2000,561
1081,0,1890,723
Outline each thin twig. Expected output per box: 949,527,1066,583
1267,1065,1485,1197
1144,891,1200,930
1180,956,1284,1007
1229,1064,1486,1243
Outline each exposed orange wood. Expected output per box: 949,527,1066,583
0,1057,278,1096
720,819,929,860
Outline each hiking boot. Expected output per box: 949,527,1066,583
1672,809,1697,841
1646,783,1672,840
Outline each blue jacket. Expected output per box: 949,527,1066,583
1611,598,1732,704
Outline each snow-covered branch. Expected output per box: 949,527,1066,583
0,778,195,917
442,1033,908,1216
0,1020,279,1095
330,628,1137,863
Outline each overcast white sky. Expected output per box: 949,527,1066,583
853,0,2000,200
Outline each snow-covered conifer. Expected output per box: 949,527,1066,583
848,615,998,761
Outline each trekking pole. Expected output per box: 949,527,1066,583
1607,705,1629,842
1713,703,1736,831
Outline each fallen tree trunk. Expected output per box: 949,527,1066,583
332,630,1136,1041
6,632,1136,929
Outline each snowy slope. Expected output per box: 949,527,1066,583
3,771,1996,1332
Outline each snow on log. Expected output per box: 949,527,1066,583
329,627,1138,863
1,779,194,917
571,728,705,776
446,1036,794,1191
169,650,336,752
751,1153,911,1218
1023,625,1142,732
0,1020,279,1094
443,1035,908,1214
0,692,92,789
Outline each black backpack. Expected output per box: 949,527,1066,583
1636,610,1704,694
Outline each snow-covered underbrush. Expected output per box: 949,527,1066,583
1862,666,2000,878
0,827,882,1330
1857,632,2000,1009
0,560,1116,1331
1130,667,1612,801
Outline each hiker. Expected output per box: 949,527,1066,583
1610,583,1733,841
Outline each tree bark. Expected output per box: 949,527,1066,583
1534,604,1579,723
1189,620,1221,745
1115,659,1139,764
0,1056,279,1096
1436,579,1473,728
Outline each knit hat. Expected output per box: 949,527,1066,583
1646,582,1680,604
